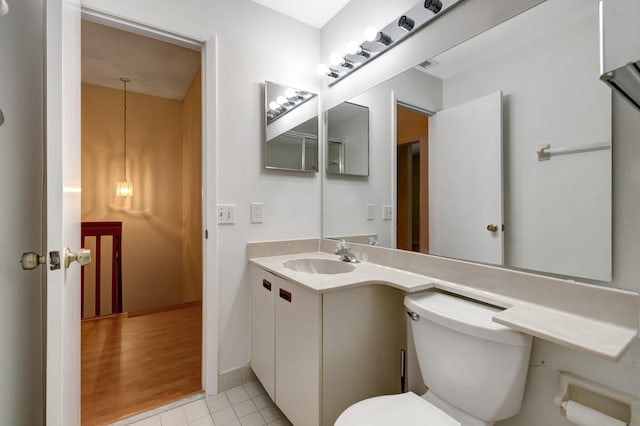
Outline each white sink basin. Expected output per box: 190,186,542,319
283,258,356,274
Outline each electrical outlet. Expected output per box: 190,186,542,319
217,204,236,224
251,203,264,223
383,205,393,221
367,204,375,221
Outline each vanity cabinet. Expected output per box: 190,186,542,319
250,264,407,426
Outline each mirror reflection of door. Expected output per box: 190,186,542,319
396,105,429,253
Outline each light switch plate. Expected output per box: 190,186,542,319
217,204,236,224
367,204,375,221
251,203,264,223
383,205,393,221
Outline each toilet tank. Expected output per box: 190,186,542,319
405,292,532,422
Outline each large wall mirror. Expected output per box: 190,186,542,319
265,81,319,172
322,0,612,281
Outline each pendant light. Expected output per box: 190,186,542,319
116,77,133,197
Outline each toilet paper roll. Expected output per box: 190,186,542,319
562,400,627,426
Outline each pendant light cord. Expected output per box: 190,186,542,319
122,78,129,181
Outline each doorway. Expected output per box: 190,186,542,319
80,19,204,425
396,104,429,253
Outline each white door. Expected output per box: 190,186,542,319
45,0,82,425
428,91,503,265
0,1,45,424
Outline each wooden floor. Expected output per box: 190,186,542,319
81,303,202,426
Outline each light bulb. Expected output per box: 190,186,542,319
269,101,280,111
330,53,342,67
276,96,287,105
346,41,359,55
364,26,378,42
116,181,134,197
285,88,297,99
316,64,330,76
0,0,8,16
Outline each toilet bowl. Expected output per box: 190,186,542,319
335,392,460,426
335,291,532,426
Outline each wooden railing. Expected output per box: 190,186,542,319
81,222,123,319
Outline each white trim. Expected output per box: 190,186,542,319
202,34,220,395
81,5,203,50
390,92,398,249
77,7,220,396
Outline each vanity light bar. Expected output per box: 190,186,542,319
320,0,465,86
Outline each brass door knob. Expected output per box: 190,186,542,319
20,252,46,270
486,224,499,233
64,247,92,269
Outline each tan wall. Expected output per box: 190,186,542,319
82,82,201,313
181,72,203,302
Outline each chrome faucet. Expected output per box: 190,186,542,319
335,240,360,263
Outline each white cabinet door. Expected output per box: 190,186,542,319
429,91,504,265
250,266,276,400
275,278,322,426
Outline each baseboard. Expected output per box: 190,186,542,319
218,365,257,392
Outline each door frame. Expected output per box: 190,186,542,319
79,6,219,395
390,93,435,251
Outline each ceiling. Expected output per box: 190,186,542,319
250,0,350,28
81,21,201,100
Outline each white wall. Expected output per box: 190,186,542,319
443,12,611,281
322,1,640,426
0,0,44,423
323,69,442,247
80,0,322,374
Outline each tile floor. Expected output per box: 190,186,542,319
122,381,292,426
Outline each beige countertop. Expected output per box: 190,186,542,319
249,249,638,362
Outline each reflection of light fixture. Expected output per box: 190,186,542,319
316,63,340,79
346,41,359,55
318,1,463,85
398,15,415,31
285,88,297,99
316,63,330,76
327,68,340,79
339,58,355,69
116,77,133,197
364,26,378,42
266,81,317,125
356,46,371,59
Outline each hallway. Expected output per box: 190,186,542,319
81,303,202,425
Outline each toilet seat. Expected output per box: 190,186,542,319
335,392,461,426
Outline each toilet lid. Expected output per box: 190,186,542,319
335,392,461,426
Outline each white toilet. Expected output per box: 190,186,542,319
335,291,532,426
